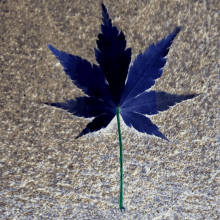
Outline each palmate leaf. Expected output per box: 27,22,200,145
45,3,198,141
45,3,200,212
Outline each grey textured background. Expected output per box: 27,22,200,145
0,0,220,219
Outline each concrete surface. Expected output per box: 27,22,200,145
0,0,220,219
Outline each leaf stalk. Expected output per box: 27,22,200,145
117,107,125,212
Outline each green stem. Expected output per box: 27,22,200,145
116,107,125,212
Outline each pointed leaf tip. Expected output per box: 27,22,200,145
163,136,170,142
47,43,53,50
193,94,200,98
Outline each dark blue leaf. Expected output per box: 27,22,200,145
45,3,199,141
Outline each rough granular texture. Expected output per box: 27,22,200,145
0,0,220,219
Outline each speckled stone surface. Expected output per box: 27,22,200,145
0,0,220,219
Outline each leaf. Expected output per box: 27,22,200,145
45,3,199,141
